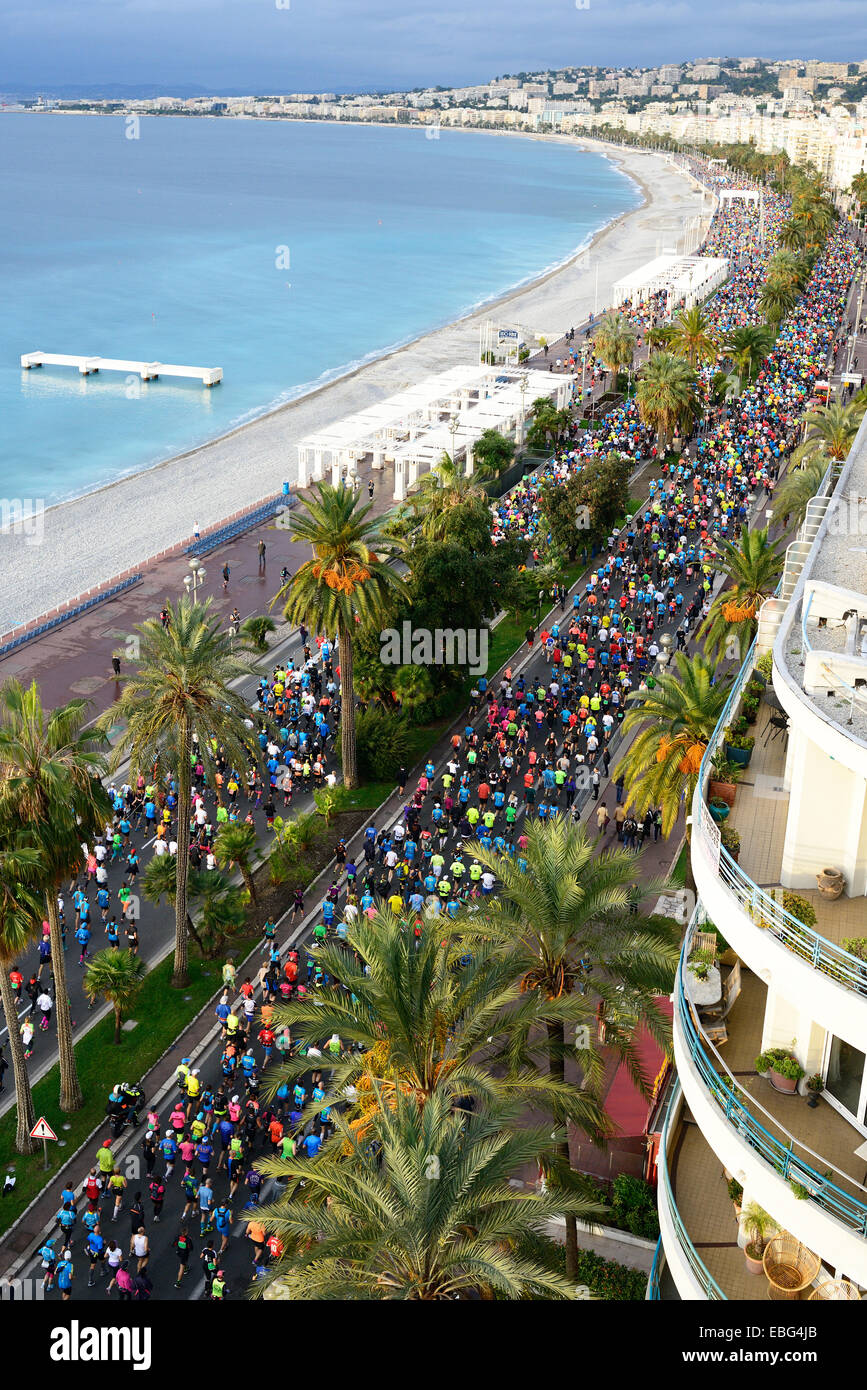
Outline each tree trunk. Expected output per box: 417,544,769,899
47,888,82,1112
0,966,38,1153
114,1004,122,1045
172,721,193,988
338,621,358,790
241,864,257,907
546,1020,579,1281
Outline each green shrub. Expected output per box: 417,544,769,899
842,937,867,961
755,651,773,679
755,1047,805,1082
727,1178,744,1204
780,892,817,929
610,1174,660,1240
720,825,740,856
573,1248,649,1301
354,707,411,782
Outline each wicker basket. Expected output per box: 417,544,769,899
763,1234,821,1300
808,1280,862,1301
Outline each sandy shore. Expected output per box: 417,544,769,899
1,140,704,634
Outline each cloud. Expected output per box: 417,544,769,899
2,0,865,91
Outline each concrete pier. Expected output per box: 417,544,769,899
21,352,222,386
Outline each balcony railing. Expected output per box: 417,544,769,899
692,639,867,997
646,1238,662,1300
658,1079,727,1300
677,917,867,1238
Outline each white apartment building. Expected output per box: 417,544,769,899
654,404,867,1301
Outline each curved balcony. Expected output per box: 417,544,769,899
657,1080,727,1300
691,640,867,1049
673,919,867,1284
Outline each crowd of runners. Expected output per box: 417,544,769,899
11,166,863,1301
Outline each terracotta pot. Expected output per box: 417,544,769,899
816,868,844,900
769,1067,798,1094
709,779,736,807
744,1245,765,1275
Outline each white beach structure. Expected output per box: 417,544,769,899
20,352,222,386
296,365,572,501
611,253,729,315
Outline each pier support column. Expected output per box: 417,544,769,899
372,447,384,472
313,449,325,482
465,441,474,476
393,459,406,503
297,447,310,490
408,456,420,490
331,455,342,489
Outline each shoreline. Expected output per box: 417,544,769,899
0,138,703,633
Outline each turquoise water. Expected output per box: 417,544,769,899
0,115,639,504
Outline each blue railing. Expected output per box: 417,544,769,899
646,1238,663,1300
658,1080,727,1299
692,638,867,997
677,924,867,1237
186,494,294,558
0,574,143,661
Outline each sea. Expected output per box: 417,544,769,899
0,113,640,506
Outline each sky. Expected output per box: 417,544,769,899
2,0,867,94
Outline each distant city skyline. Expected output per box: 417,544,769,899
2,0,866,93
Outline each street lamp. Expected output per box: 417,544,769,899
657,632,674,670
183,556,207,601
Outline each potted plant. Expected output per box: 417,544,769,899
687,946,715,982
741,694,760,725
806,1074,823,1108
715,927,737,966
724,726,755,767
708,796,730,823
708,752,739,808
727,1178,744,1219
720,824,741,863
741,1203,776,1275
755,1047,805,1095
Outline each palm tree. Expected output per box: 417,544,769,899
265,906,589,1139
636,352,700,452
798,396,866,465
391,664,434,717
773,396,866,532
240,615,277,653
697,529,784,666
764,250,810,295
0,842,44,1151
407,453,490,544
725,325,774,385
456,817,679,1280
141,855,247,960
83,949,146,1045
99,596,255,987
646,324,675,354
273,483,407,790
257,1089,601,1301
0,680,112,1113
593,311,637,384
615,653,732,881
668,305,719,369
757,279,799,329
213,822,259,906
850,172,867,209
